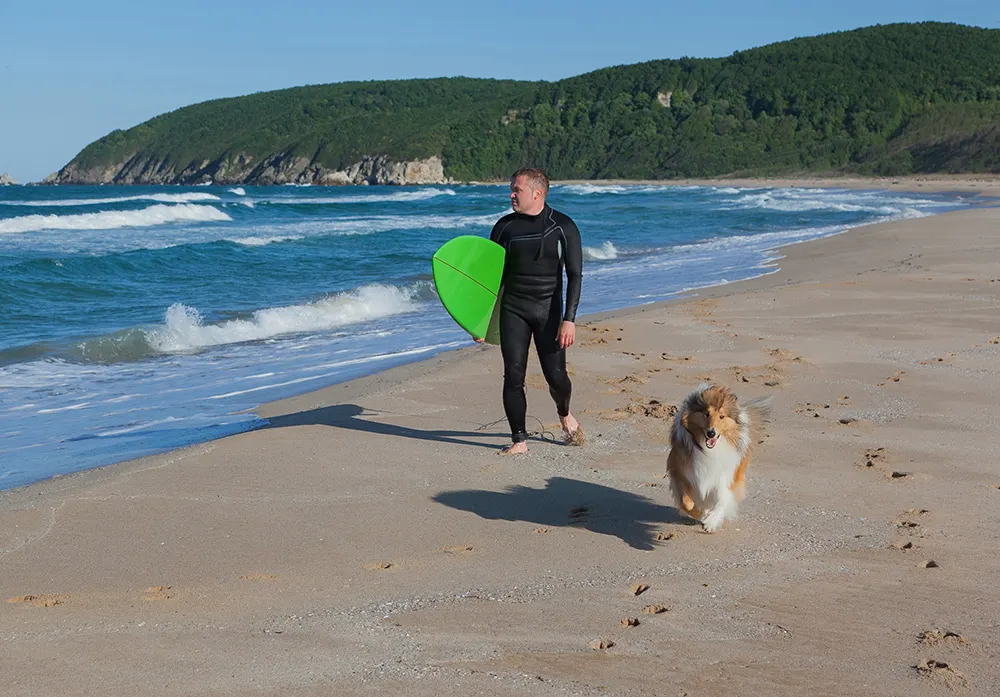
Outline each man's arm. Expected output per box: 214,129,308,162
561,219,583,322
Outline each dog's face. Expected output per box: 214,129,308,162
680,385,741,450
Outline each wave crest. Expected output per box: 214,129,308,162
0,203,231,234
584,241,619,260
2,192,221,207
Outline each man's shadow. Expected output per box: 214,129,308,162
258,403,508,450
433,476,692,551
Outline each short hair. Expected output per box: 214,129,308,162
511,167,549,196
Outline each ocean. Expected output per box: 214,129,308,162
0,182,972,489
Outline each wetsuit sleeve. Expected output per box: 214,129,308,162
490,220,503,244
562,219,583,322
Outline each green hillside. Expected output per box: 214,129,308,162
53,22,1000,184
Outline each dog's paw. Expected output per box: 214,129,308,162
701,509,726,533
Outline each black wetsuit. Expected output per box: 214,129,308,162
489,204,583,443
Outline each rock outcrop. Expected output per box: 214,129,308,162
47,153,451,186
0,172,17,185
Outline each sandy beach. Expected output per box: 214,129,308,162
2,182,999,696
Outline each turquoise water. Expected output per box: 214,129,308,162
0,183,972,488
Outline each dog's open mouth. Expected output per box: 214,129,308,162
705,435,719,449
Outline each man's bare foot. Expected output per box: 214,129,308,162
561,413,580,435
561,413,585,445
498,441,528,455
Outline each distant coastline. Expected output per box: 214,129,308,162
44,23,1000,188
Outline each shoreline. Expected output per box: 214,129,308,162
3,202,999,695
15,173,1000,197
0,182,991,498
552,173,1000,195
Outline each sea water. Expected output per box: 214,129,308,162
0,183,972,488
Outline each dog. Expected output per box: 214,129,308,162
665,383,771,533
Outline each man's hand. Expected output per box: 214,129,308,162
558,321,576,349
473,336,485,343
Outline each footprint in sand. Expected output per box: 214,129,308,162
7,594,66,608
766,348,805,363
732,363,783,387
894,509,929,532
363,562,393,571
859,447,902,474
919,629,969,647
439,545,474,555
568,506,590,525
655,532,676,542
144,586,176,601
876,371,906,387
629,583,650,596
864,447,887,465
794,402,831,418
914,659,969,689
989,337,1000,345
601,398,677,422
660,353,693,362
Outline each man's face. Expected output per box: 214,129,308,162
509,176,540,213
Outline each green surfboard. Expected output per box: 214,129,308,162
432,235,505,344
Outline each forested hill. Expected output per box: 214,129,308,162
50,22,1000,185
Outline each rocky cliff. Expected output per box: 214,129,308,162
0,172,17,185
45,153,451,186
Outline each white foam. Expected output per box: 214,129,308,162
0,204,231,234
3,193,221,207
269,188,457,205
730,189,943,215
145,283,428,353
584,241,619,260
556,184,672,196
96,416,182,437
557,184,634,196
228,187,246,196
207,342,462,400
226,234,303,246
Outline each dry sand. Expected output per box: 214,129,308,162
2,187,1000,696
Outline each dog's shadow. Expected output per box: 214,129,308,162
432,476,692,551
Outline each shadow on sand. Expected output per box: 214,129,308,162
433,476,692,551
259,403,511,450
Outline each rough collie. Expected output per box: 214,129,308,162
666,384,771,533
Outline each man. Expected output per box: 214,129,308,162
479,167,584,454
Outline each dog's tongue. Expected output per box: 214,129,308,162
706,436,718,449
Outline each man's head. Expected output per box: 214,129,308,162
509,167,549,215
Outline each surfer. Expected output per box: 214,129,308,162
480,167,584,454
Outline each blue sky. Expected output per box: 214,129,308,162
1,0,996,182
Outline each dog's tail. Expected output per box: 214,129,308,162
742,394,773,440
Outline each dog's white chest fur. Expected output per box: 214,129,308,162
691,438,741,500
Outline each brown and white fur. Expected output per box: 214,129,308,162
666,383,771,533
